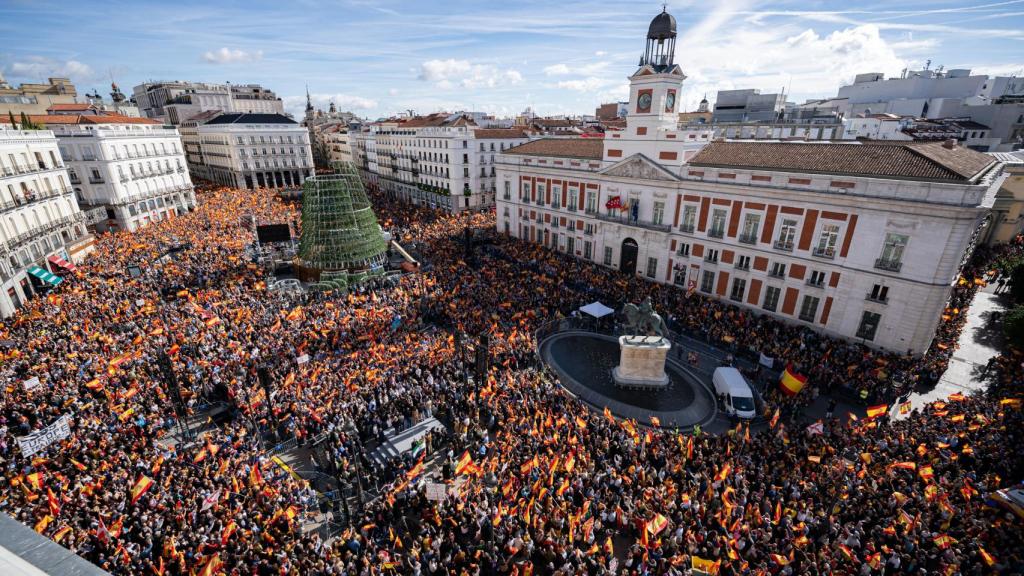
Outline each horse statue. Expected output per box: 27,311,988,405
621,297,668,339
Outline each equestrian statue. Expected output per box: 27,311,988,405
621,297,668,339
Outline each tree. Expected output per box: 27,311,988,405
1011,263,1024,302
1003,305,1024,348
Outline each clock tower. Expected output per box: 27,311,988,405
626,8,686,134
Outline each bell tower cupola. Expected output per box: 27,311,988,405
626,7,686,134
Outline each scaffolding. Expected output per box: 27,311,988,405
298,164,388,273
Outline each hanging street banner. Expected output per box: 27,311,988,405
17,414,73,457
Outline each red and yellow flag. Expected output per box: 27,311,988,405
779,366,807,396
130,475,154,505
454,451,474,476
865,404,889,419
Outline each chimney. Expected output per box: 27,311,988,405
942,138,956,150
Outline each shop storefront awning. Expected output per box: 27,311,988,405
47,254,77,273
27,266,62,286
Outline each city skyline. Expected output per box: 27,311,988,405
2,0,1023,121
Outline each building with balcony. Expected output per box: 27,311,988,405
494,8,1007,355
0,128,94,317
27,113,197,233
351,113,528,212
196,113,312,189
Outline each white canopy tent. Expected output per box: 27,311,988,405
579,301,615,319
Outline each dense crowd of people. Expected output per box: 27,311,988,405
0,185,1020,575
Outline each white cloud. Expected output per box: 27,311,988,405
543,64,571,76
388,88,400,96
595,51,607,57
556,77,618,92
417,59,523,89
203,47,263,64
674,23,916,108
8,57,95,82
544,61,609,77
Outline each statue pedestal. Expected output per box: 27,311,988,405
612,335,670,390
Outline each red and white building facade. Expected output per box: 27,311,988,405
495,9,1006,354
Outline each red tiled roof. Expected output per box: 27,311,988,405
473,128,527,139
28,114,162,126
504,138,604,160
688,140,995,182
46,103,94,112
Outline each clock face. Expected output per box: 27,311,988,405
665,92,676,111
638,93,652,111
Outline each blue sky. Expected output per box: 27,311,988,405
1,0,1022,120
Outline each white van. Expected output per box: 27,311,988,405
712,367,757,419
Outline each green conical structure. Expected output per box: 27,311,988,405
298,164,388,273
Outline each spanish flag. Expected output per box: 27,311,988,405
26,472,43,491
454,451,474,476
249,463,263,486
865,404,889,419
221,521,237,545
130,475,154,504
199,555,222,576
779,366,807,396
647,513,669,536
52,525,72,543
692,556,720,574
979,547,996,567
714,464,731,482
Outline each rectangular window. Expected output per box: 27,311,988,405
522,182,531,201
584,241,593,260
681,205,696,233
877,233,908,271
584,223,596,236
856,311,881,341
536,183,546,204
736,255,751,270
677,242,690,257
763,286,781,312
799,295,820,322
551,185,561,208
740,213,760,244
603,246,613,266
700,270,715,293
709,208,727,238
730,278,746,301
503,181,511,199
769,262,786,278
566,236,575,254
568,190,579,211
868,284,889,303
646,257,658,278
776,218,797,251
704,248,719,263
814,223,840,258
653,201,665,225
585,192,596,213
808,270,826,287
